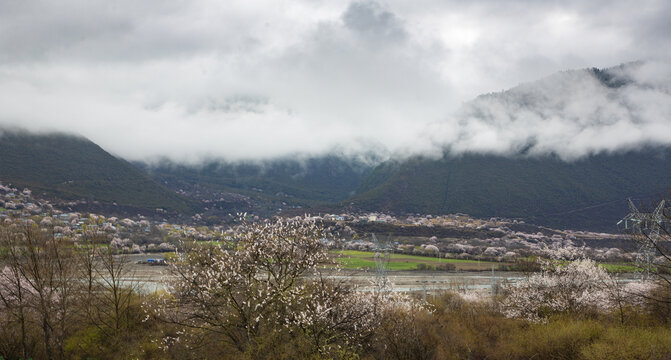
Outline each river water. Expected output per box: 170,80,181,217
119,254,641,295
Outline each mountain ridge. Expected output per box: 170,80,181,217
2,62,669,230
348,148,671,231
0,129,195,215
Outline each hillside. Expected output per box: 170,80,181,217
0,130,194,213
139,63,671,230
2,63,667,230
350,149,671,231
347,62,671,231
142,156,375,208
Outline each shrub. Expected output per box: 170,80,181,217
497,318,603,359
581,326,671,360
435,263,456,271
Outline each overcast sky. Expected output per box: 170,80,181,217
0,0,670,163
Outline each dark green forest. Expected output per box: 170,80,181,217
351,151,671,231
2,128,671,231
0,130,194,213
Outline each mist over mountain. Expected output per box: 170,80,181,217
1,62,670,230
425,61,671,160
135,62,671,230
141,155,377,206
1,0,671,162
348,63,671,230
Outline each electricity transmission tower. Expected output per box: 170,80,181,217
372,233,392,292
617,199,667,279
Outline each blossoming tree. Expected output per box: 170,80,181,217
153,216,402,355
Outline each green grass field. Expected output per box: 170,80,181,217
552,259,640,273
599,263,641,273
331,250,499,270
337,257,420,270
331,251,642,272
202,240,226,246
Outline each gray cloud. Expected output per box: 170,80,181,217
0,0,669,163
426,61,671,160
342,1,407,43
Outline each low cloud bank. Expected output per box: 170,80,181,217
0,1,670,163
426,61,671,161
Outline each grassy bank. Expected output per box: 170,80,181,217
331,250,503,271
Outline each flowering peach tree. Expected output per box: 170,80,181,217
151,216,417,354
502,258,612,321
501,256,657,322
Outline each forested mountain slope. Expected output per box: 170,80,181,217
351,150,671,231
0,130,194,213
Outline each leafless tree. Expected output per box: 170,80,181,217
92,246,137,337
76,231,138,341
0,225,34,359
0,224,78,360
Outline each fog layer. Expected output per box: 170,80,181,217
0,0,669,163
